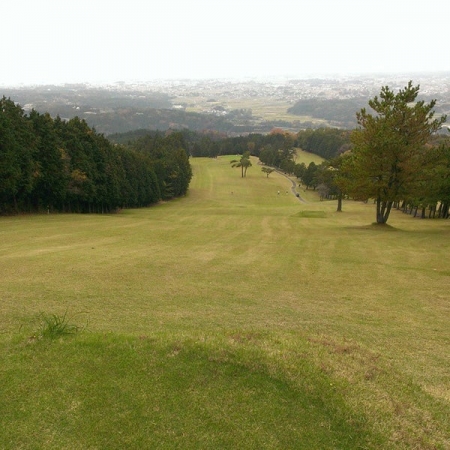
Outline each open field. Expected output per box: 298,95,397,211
182,95,329,129
1,156,449,449
294,148,324,165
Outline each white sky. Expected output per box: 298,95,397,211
2,0,449,85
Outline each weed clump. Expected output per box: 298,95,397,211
36,311,85,340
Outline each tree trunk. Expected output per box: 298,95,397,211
376,198,392,224
336,194,342,212
376,197,385,223
384,200,393,222
442,203,449,219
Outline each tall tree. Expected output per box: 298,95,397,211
318,157,346,211
29,110,68,211
423,142,450,218
348,82,446,224
301,162,318,190
0,97,36,212
133,131,192,199
230,152,252,178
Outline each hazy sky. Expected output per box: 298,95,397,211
2,0,449,85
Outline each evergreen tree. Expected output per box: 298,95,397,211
29,110,68,211
0,97,36,212
348,82,446,224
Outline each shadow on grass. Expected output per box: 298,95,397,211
292,210,327,218
345,223,400,231
0,332,386,449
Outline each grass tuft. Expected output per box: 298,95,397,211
36,311,85,340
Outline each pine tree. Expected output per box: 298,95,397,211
348,82,447,224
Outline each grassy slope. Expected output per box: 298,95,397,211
1,156,449,449
295,148,325,165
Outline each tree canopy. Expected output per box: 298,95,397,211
342,82,447,224
230,152,252,178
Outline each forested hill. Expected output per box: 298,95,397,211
0,86,281,135
0,97,192,214
1,85,172,115
287,96,450,130
287,98,367,128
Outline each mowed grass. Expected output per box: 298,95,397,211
1,156,449,449
294,148,324,165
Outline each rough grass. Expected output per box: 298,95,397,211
0,156,449,449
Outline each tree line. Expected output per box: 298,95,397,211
187,127,348,161
0,97,191,214
111,125,349,167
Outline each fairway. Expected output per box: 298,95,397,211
1,156,449,449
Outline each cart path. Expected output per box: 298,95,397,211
258,160,307,203
276,170,307,203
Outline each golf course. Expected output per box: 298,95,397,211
1,154,449,449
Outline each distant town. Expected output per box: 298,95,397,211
2,72,449,135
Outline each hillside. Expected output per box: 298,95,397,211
1,156,449,449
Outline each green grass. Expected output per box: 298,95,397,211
34,311,83,340
294,148,325,165
1,156,449,449
1,334,378,449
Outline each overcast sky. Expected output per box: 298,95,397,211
2,0,449,85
